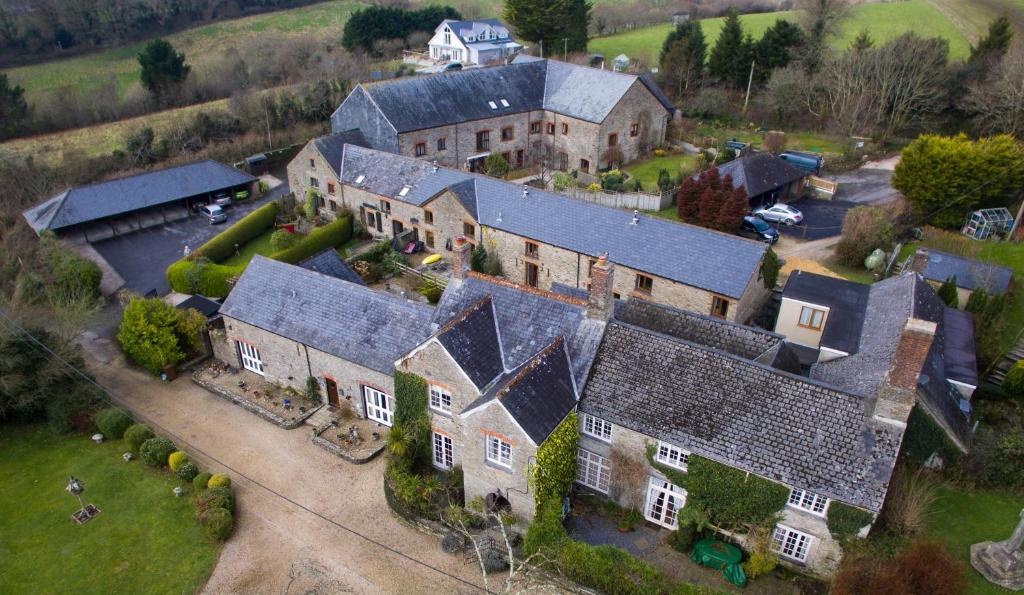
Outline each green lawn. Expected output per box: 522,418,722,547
219,228,278,267
694,124,849,155
0,425,220,594
624,154,696,189
590,0,971,64
925,485,1024,595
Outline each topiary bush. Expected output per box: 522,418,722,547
199,507,234,542
124,423,155,453
168,450,189,471
197,485,236,515
193,472,212,492
208,473,231,488
270,228,302,251
177,461,199,483
94,407,133,439
140,436,176,467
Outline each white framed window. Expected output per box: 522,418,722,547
433,431,453,470
655,441,689,470
645,477,686,529
237,341,264,375
363,386,393,427
772,524,813,563
429,385,452,414
485,436,512,468
576,449,611,493
581,414,613,442
788,488,829,516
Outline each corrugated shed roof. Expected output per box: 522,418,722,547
339,146,767,298
23,160,255,232
220,256,434,375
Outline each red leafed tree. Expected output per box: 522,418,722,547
715,177,749,231
677,176,701,221
679,167,748,231
697,185,720,225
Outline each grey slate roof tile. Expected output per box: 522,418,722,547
339,145,767,298
493,337,576,444
921,249,1013,294
312,129,369,177
25,160,255,232
782,270,870,354
436,296,505,390
711,152,807,200
220,256,434,375
297,249,365,285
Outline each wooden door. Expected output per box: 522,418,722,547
325,377,340,407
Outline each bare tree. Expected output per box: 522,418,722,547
963,50,1024,137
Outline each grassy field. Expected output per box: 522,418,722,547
3,0,363,103
929,0,1024,46
220,228,278,266
624,153,695,188
0,424,220,594
925,485,1024,595
590,0,972,64
695,124,848,155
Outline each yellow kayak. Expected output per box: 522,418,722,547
422,254,442,265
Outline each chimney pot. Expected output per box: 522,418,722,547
874,317,937,427
452,235,471,281
588,252,615,321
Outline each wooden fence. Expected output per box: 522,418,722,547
806,176,839,199
397,263,448,287
563,186,673,211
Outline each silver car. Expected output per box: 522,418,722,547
200,204,228,224
753,203,804,225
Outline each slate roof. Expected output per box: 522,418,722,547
782,270,870,354
346,58,669,132
436,296,505,390
920,249,1013,294
942,308,978,387
581,320,902,511
712,152,807,199
433,273,604,388
176,295,221,319
441,19,518,46
220,256,434,375
339,145,767,299
23,160,255,232
491,338,577,444
297,249,365,285
311,129,369,177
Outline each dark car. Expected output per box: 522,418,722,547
740,216,779,244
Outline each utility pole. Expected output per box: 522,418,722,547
742,60,755,113
263,98,273,149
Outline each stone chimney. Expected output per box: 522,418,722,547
873,318,937,427
452,235,471,282
588,253,615,320
911,248,930,274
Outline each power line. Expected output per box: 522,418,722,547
0,312,490,594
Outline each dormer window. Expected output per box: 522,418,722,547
354,174,365,184
467,35,475,41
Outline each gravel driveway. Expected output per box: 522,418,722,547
80,331,486,595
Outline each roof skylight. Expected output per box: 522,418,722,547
398,186,410,197
355,174,365,184
500,99,510,108
488,101,498,109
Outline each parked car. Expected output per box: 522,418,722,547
200,204,228,224
754,203,803,225
739,216,779,244
212,192,232,207
441,62,463,72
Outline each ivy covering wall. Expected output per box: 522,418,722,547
645,446,789,530
533,412,579,508
826,502,875,541
392,371,431,469
901,407,962,467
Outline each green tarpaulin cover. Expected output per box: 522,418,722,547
690,537,747,588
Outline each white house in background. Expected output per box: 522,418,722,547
427,19,522,65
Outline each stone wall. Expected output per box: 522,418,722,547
461,401,538,524
286,141,345,221
596,80,670,168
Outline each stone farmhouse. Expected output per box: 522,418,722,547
424,19,522,66
288,143,769,323
328,56,674,173
211,245,975,576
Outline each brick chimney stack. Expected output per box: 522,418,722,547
588,253,615,320
453,236,471,282
911,249,930,274
873,317,937,427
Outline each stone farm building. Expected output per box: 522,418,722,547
288,143,770,323
213,240,976,575
328,56,674,174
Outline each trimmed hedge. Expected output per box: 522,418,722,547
533,412,578,507
177,461,199,483
208,473,231,488
166,207,353,297
827,502,875,541
197,486,236,515
140,437,176,467
94,407,133,439
193,472,212,492
124,423,155,453
168,450,189,471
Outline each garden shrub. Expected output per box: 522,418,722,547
140,436,176,467
208,473,231,488
899,407,962,467
117,295,187,374
600,170,626,192
199,507,234,542
484,152,510,178
124,423,155,452
533,413,578,507
833,539,965,595
835,206,894,268
177,461,199,483
586,182,601,192
305,376,321,403
392,371,431,469
552,172,574,191
193,472,212,492
417,281,443,304
168,450,189,471
1003,361,1024,399
669,522,698,553
827,502,875,541
881,467,938,536
270,228,302,251
761,247,780,289
39,233,103,303
523,497,568,556
197,485,236,514
742,526,779,579
470,244,487,272
304,188,319,220
937,276,959,308
94,407,133,439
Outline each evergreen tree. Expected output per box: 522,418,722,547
504,0,592,57
660,20,706,97
677,175,700,221
970,16,1013,62
937,276,959,308
138,38,190,97
850,28,874,52
754,19,805,84
715,183,749,231
697,185,719,227
708,9,747,86
0,73,26,140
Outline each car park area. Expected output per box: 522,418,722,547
775,198,857,241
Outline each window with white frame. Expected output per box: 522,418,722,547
655,441,689,470
237,341,264,375
772,524,813,563
576,449,611,493
429,385,452,414
581,414,613,442
433,431,453,470
485,436,512,468
788,488,829,516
